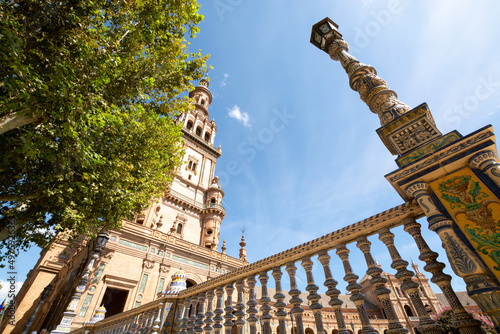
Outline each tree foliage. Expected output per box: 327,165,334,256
0,0,208,260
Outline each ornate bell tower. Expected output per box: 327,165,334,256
143,79,225,250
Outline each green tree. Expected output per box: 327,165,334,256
0,0,208,261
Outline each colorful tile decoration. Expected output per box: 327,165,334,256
92,263,106,284
172,255,209,269
139,274,149,293
430,168,500,281
157,278,165,294
78,294,93,318
118,238,148,252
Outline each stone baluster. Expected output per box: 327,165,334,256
272,266,287,334
356,236,408,334
223,282,235,334
174,300,186,334
196,293,207,334
259,271,273,334
246,275,259,334
336,244,378,334
378,227,442,334
146,309,156,333
469,150,500,188
403,217,483,334
406,182,500,332
125,315,137,334
301,256,325,334
317,250,350,334
213,286,225,334
181,298,191,334
204,289,215,334
152,301,165,334
235,279,246,334
188,296,198,334
130,315,140,334
137,313,147,333
285,262,305,334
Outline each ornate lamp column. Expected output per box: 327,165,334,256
51,231,109,334
402,217,483,334
378,228,442,334
355,237,407,334
335,244,378,334
317,250,349,334
406,182,500,332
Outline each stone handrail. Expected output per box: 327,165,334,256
178,200,422,298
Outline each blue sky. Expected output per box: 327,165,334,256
3,0,500,300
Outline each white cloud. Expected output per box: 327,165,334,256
220,73,229,87
227,105,251,127
0,278,23,301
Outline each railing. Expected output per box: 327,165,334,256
70,200,484,334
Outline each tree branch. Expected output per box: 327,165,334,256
0,111,41,135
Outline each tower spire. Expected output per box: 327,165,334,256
239,230,247,262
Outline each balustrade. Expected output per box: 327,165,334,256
70,202,491,334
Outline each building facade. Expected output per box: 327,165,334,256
2,80,248,334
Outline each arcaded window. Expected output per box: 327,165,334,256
187,120,193,130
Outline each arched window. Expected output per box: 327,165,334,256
210,198,216,204
196,126,202,136
187,120,193,130
205,132,211,142
176,224,183,234
404,305,414,317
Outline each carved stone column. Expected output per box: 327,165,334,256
407,182,500,332
403,217,483,334
246,275,258,334
301,256,325,334
204,289,215,334
285,262,305,334
469,151,500,188
356,237,407,334
336,244,378,334
196,293,207,334
317,250,349,334
152,301,164,334
181,298,192,334
223,283,235,334
235,280,246,334
272,267,287,334
213,286,224,334
175,299,186,334
188,296,198,334
259,272,273,334
378,228,442,334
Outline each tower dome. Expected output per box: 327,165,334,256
160,268,188,296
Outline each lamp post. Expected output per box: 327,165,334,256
52,231,109,333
